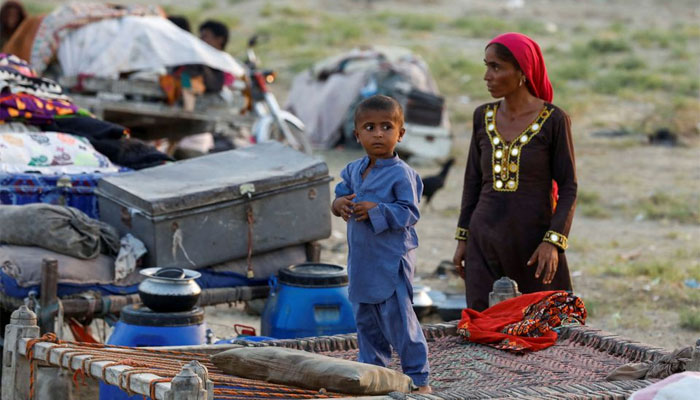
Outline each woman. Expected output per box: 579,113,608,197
0,1,26,49
453,32,577,311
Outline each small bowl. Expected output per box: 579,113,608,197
435,293,467,322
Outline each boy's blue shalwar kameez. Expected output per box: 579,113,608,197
335,154,430,387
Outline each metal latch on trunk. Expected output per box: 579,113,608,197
240,183,255,199
57,175,73,206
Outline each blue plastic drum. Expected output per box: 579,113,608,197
261,263,356,339
99,304,206,400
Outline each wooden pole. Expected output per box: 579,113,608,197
184,361,213,400
2,305,40,400
39,258,58,334
305,241,321,263
49,286,270,320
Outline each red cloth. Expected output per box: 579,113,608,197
489,32,553,103
457,291,586,353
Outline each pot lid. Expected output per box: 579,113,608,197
121,304,204,326
278,263,348,287
140,267,201,281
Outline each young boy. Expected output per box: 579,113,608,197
331,95,431,393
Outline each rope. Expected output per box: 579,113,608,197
246,205,255,279
172,226,196,267
23,333,344,399
149,377,172,399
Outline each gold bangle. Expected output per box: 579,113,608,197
543,230,568,250
455,227,469,241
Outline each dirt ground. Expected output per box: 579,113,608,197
204,0,700,350
40,0,699,351
201,138,700,350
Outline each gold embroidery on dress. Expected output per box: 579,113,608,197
484,104,554,192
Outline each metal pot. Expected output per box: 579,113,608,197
412,285,434,319
435,293,467,322
138,267,202,312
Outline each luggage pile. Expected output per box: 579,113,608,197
285,46,452,162
0,53,172,218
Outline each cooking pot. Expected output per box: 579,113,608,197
435,292,467,322
138,267,202,312
412,285,434,318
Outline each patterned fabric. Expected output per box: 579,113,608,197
0,93,77,124
0,53,37,77
0,131,118,174
457,290,587,353
0,54,69,100
30,2,163,74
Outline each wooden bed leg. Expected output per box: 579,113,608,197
185,361,213,400
305,241,321,263
164,364,208,400
39,258,58,334
2,305,39,400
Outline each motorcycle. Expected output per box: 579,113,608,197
244,35,311,154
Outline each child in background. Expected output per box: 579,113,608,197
331,95,431,393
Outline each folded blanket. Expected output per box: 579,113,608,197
0,203,120,259
0,131,119,174
457,290,587,352
0,244,141,287
0,93,78,124
0,53,70,101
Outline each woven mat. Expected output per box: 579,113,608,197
236,325,667,399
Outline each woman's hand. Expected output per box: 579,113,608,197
353,201,377,221
453,240,467,279
332,194,356,221
527,242,558,284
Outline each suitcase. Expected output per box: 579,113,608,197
0,171,125,219
96,142,332,269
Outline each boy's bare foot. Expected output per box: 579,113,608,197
413,385,432,394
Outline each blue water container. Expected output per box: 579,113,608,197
99,304,206,400
215,335,276,344
261,263,356,339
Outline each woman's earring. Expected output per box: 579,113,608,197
519,77,525,87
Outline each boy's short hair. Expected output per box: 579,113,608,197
168,15,191,32
354,95,404,126
199,20,229,48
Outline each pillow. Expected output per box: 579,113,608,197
0,131,119,174
210,346,413,395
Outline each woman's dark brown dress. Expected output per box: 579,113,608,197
457,101,577,311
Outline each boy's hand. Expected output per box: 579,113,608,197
353,201,377,221
332,194,356,221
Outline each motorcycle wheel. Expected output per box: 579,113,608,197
267,120,312,154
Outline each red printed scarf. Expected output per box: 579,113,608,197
457,291,586,353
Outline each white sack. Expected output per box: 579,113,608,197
57,16,245,79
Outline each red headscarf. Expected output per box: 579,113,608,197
488,32,553,103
